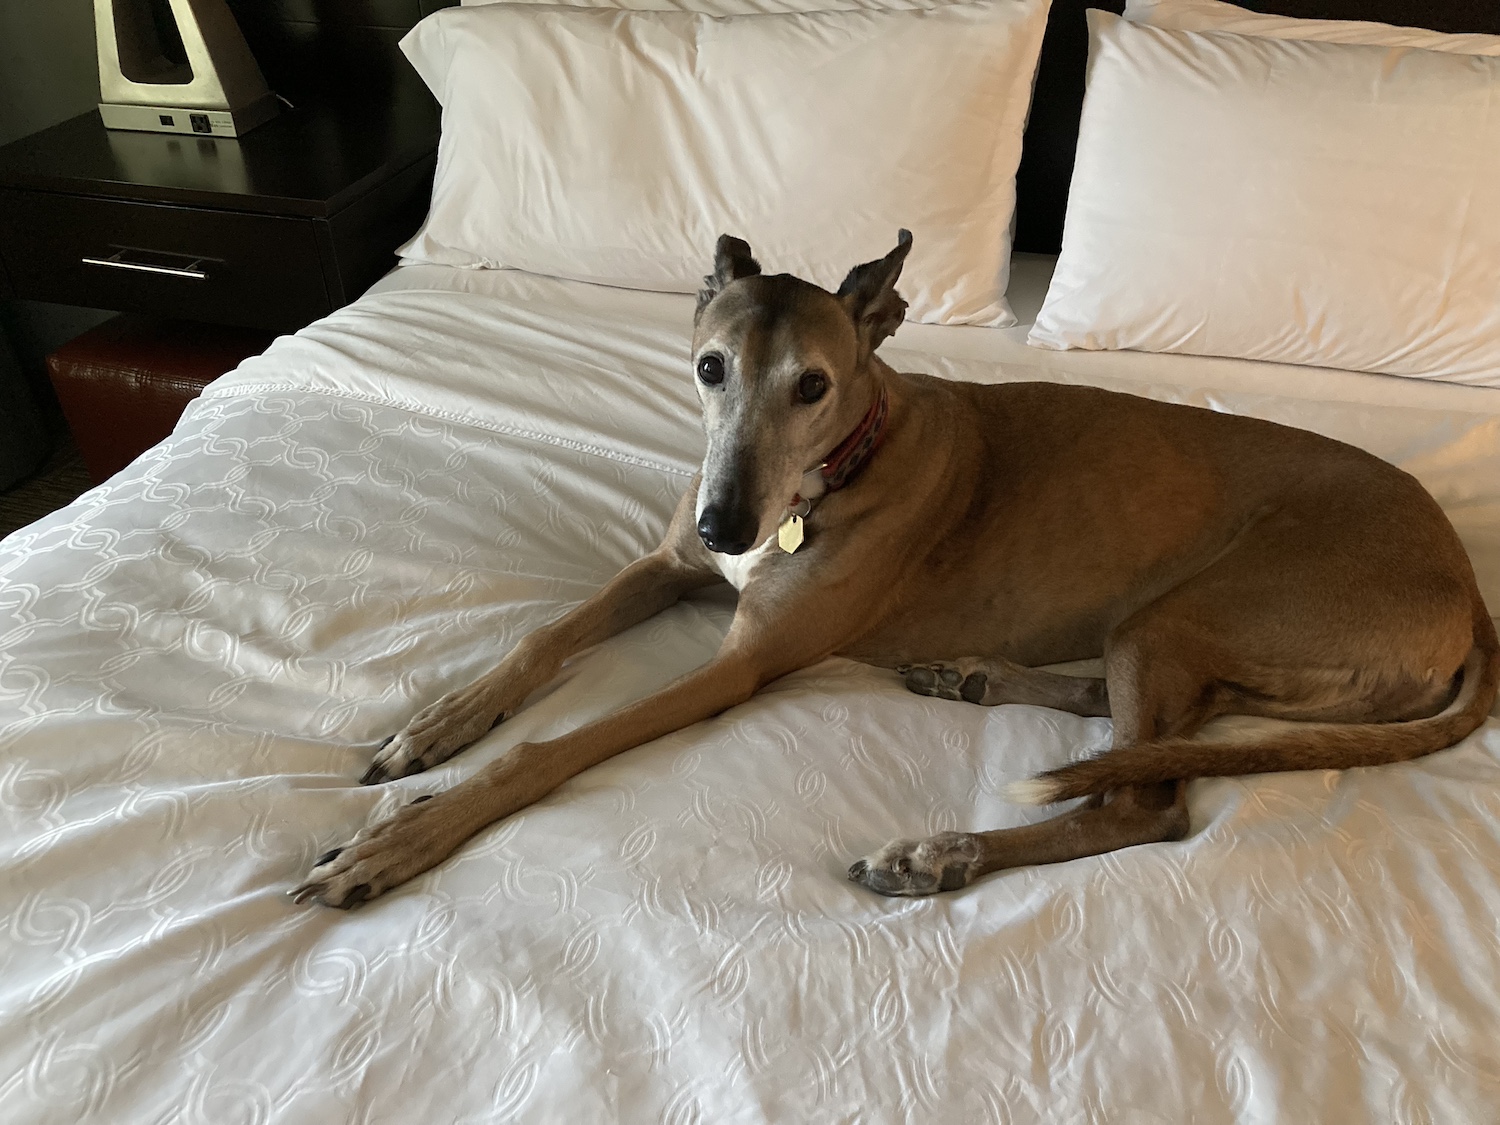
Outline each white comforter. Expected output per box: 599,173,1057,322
3,261,1499,1125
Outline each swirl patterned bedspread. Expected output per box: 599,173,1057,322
3,265,1500,1125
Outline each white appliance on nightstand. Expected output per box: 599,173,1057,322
94,0,279,138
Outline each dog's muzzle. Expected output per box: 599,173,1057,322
697,505,755,555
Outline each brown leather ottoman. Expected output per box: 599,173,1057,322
46,316,275,484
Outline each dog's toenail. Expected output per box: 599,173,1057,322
360,764,387,785
895,664,911,675
315,848,344,867
848,860,869,880
338,884,372,908
379,735,395,749
410,794,433,805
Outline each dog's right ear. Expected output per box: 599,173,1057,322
696,235,762,323
837,229,913,355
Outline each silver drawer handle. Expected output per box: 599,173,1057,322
81,250,210,281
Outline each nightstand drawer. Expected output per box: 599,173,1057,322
0,188,332,332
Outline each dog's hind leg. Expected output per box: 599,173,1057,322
848,781,1187,896
853,630,1212,897
903,657,1109,715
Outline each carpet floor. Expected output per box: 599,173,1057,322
0,439,93,540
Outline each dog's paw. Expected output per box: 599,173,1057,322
848,832,983,897
902,662,988,704
290,794,452,908
361,689,507,784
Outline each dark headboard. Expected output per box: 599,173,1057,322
223,0,458,106
1012,0,1500,254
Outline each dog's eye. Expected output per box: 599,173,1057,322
797,370,828,404
697,354,726,386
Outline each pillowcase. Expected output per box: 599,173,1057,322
1125,0,1500,55
1028,11,1500,385
399,0,1052,327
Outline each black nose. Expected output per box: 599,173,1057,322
697,507,753,555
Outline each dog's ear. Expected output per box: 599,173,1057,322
837,229,913,354
695,235,762,322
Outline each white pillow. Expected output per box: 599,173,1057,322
399,0,1052,328
1125,0,1500,55
1029,11,1500,385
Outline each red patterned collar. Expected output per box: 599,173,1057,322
820,386,889,492
792,386,889,506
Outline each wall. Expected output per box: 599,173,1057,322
0,0,100,149
0,0,109,484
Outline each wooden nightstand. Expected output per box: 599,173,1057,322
0,91,438,486
0,90,438,333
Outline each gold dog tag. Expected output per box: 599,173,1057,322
778,512,805,554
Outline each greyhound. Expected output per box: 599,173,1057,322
293,231,1499,907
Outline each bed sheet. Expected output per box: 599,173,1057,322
2,260,1499,1125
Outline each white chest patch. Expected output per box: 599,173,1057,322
714,536,778,591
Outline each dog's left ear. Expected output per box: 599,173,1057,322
695,235,762,323
837,229,913,354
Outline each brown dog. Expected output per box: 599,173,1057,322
293,231,1499,907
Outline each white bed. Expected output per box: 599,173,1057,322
3,253,1499,1123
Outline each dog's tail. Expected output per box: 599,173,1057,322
1004,605,1500,806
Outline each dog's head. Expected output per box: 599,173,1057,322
690,230,912,555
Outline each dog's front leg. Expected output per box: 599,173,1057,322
363,515,721,783
293,629,782,908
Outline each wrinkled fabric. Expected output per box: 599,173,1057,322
2,263,1499,1124
1030,12,1500,385
398,0,1052,327
1128,0,1500,54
